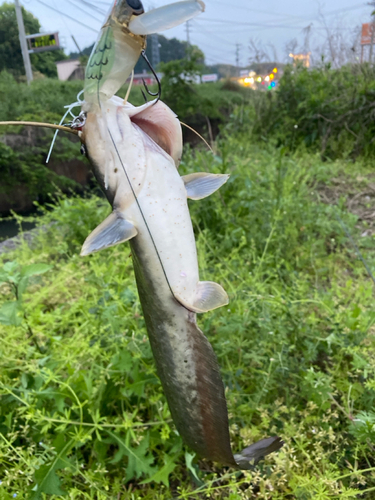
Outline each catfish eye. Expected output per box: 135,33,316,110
127,0,144,14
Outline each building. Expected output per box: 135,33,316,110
56,60,85,81
289,53,311,68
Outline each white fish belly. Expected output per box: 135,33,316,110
127,146,199,305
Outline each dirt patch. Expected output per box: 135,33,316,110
317,174,375,236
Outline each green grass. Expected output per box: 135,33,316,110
1,123,375,498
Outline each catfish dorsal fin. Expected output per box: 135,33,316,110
182,172,229,200
80,212,137,256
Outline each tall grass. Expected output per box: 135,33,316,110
2,117,375,497
249,63,375,160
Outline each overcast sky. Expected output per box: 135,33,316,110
5,0,373,66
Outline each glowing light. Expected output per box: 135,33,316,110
261,81,265,85
268,85,272,90
257,77,262,82
270,73,274,80
273,67,278,73
250,77,254,83
244,77,251,83
265,75,270,82
271,82,276,87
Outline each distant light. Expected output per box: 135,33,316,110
250,77,254,83
270,73,274,80
265,75,270,82
261,81,265,85
268,85,272,90
271,82,276,87
273,67,278,73
257,77,262,82
244,77,251,83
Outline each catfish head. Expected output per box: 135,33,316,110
80,97,183,207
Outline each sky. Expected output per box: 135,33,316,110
5,0,374,66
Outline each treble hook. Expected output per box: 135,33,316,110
141,50,161,103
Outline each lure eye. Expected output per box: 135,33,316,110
127,0,144,15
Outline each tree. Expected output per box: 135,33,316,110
0,2,66,78
159,47,212,121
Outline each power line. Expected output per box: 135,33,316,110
36,0,99,33
209,0,307,22
194,17,357,32
64,0,103,23
73,0,107,16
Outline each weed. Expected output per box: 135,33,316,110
1,113,375,497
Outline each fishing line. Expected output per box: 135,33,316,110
106,126,176,299
180,121,213,154
93,35,176,299
46,90,84,163
0,121,78,135
123,70,134,105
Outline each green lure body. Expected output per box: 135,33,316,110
84,1,146,108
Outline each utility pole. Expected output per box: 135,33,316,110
185,21,190,47
186,20,191,46
235,43,241,76
14,0,33,84
150,33,160,68
185,20,191,60
368,1,375,63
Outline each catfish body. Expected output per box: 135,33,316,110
80,97,283,468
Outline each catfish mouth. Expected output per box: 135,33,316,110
128,101,183,167
131,115,174,159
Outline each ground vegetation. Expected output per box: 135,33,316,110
2,104,375,497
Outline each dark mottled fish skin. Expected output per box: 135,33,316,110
130,237,237,466
130,238,284,467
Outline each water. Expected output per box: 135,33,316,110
0,219,36,242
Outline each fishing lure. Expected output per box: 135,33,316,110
84,0,205,107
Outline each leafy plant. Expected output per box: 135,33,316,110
2,110,375,498
245,63,375,160
0,260,51,351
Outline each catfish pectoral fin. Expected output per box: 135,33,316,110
182,172,229,200
81,211,137,256
234,436,284,469
176,281,229,313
